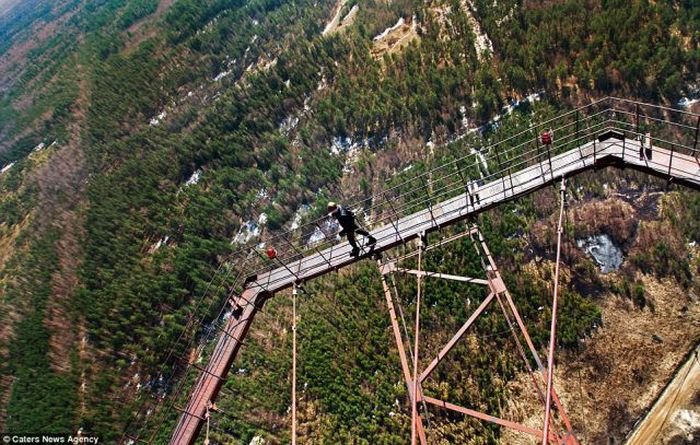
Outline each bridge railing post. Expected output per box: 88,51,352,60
495,143,508,200
455,159,471,211
383,190,405,244
668,142,675,177
593,138,597,164
575,111,584,161
546,138,554,181
694,115,700,159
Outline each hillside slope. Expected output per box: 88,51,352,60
0,0,698,442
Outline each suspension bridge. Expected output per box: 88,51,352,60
124,97,700,444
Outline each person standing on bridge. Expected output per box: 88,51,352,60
328,202,376,257
468,179,481,209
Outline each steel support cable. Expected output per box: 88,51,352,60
292,285,298,445
244,124,597,277
167,295,292,445
494,294,547,405
411,234,425,445
469,221,559,438
542,178,567,445
230,127,550,266
152,305,241,444
134,100,692,440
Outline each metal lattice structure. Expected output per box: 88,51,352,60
378,224,577,444
122,97,700,444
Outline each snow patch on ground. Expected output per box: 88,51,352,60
577,234,623,273
213,70,232,82
671,409,700,441
305,218,339,247
329,136,367,173
232,214,267,244
290,204,311,230
247,56,277,74
256,188,270,201
339,5,359,31
149,110,167,126
471,147,489,176
468,91,542,136
317,73,327,91
322,0,348,36
678,85,700,109
149,236,170,253
460,105,469,130
460,1,493,61
0,162,15,174
185,169,202,186
374,17,405,41
279,115,300,136
371,16,420,59
678,97,700,108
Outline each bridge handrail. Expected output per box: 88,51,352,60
217,97,699,296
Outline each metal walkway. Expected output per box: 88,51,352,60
167,98,700,444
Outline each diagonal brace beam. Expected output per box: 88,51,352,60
419,292,496,383
421,396,548,439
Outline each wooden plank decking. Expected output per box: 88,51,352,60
170,137,700,445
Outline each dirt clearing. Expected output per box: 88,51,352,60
371,16,419,59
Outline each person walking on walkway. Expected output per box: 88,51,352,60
468,179,481,209
328,202,376,257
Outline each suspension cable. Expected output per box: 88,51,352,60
542,178,567,445
411,233,425,445
292,284,298,445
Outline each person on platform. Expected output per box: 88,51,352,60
327,202,376,257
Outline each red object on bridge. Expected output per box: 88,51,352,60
541,131,553,145
266,247,277,259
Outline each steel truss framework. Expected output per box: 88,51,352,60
378,225,578,444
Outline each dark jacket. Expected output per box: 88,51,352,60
333,207,356,231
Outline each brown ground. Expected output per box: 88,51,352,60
23,64,89,374
500,186,700,444
123,0,177,53
371,17,420,59
626,343,700,444
502,275,700,444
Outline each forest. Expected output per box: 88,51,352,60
0,0,699,443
